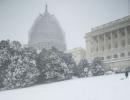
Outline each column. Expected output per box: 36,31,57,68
117,29,121,59
104,33,108,60
124,27,128,48
88,37,92,58
117,30,120,49
96,36,98,53
97,36,100,53
124,27,128,56
110,32,113,50
104,34,106,51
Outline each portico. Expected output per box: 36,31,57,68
85,16,130,69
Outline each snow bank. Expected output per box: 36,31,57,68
0,74,130,100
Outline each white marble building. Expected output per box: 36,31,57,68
69,47,86,64
28,5,66,52
85,16,130,69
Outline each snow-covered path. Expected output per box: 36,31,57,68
0,74,130,100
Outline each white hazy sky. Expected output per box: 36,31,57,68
0,0,129,50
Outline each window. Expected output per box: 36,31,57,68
108,44,111,50
114,42,118,48
128,52,130,56
108,36,111,40
102,46,104,51
91,49,93,53
101,57,104,60
107,56,111,59
96,47,98,52
120,53,125,57
94,36,98,41
121,40,125,47
113,54,118,58
106,34,111,40
127,26,130,33
119,28,125,37
112,32,117,38
128,39,130,45
115,42,118,48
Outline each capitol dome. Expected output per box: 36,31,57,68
28,5,66,51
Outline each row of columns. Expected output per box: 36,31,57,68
93,27,129,53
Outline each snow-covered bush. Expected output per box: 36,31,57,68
76,59,90,77
0,40,12,88
50,47,76,78
0,40,39,90
91,57,105,76
3,55,39,89
36,48,73,83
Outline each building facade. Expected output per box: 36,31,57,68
28,5,66,52
85,16,130,69
70,47,86,64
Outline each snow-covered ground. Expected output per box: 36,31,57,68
0,74,130,100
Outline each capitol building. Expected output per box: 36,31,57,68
27,4,130,69
85,15,130,69
28,5,66,52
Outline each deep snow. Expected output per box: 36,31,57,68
0,74,130,100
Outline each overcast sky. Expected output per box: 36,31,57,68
0,0,129,50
